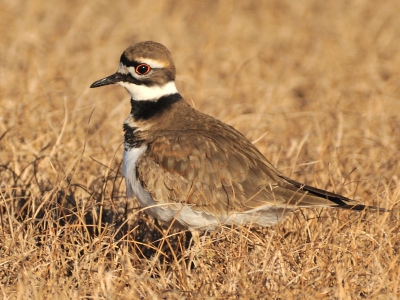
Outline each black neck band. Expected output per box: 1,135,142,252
130,93,182,120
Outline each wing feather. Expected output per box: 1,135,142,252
135,115,383,217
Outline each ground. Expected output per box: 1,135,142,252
0,1,399,299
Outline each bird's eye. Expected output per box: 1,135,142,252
135,64,151,75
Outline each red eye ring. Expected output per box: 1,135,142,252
135,64,151,75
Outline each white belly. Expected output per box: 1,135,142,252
123,145,153,206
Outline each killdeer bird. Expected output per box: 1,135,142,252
90,41,387,231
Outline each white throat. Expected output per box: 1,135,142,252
118,81,178,101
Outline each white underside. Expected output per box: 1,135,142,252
123,145,291,231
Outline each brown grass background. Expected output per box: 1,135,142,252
1,0,399,299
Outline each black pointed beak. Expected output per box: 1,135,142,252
90,72,122,88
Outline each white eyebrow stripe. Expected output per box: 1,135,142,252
136,57,167,68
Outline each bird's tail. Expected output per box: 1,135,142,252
277,175,390,213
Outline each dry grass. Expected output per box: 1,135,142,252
1,0,399,299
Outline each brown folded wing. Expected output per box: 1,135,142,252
136,109,375,217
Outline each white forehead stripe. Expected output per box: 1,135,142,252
118,63,129,74
118,81,178,101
